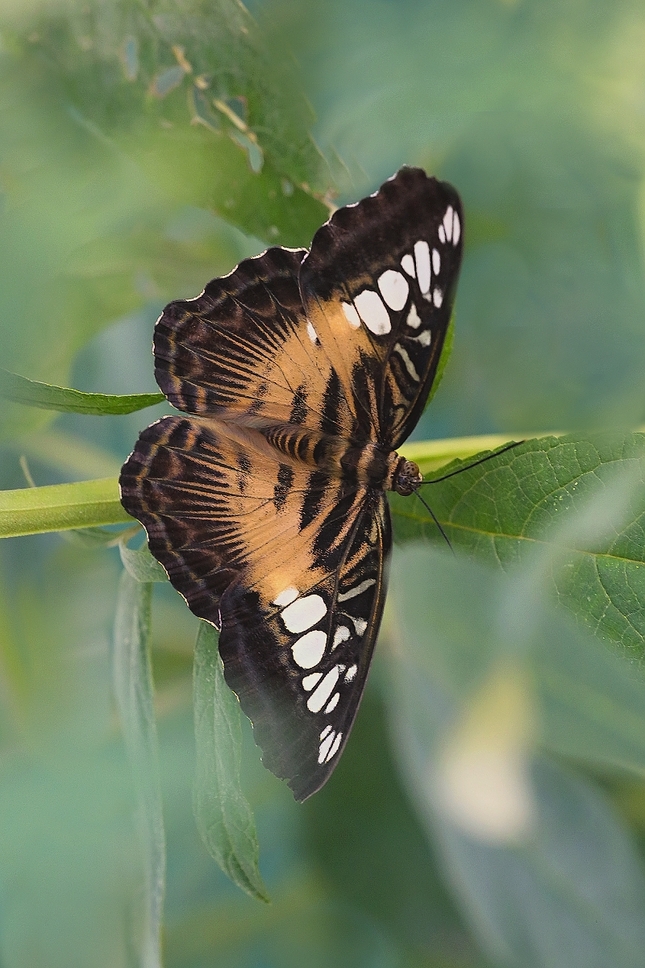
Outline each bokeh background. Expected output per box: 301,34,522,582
2,1,645,966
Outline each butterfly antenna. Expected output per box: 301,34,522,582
412,440,524,554
418,439,524,487
413,489,455,555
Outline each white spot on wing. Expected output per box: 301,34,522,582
414,329,432,347
352,617,367,637
320,724,333,741
318,730,336,763
303,672,323,691
326,732,343,762
433,288,443,308
378,269,409,311
438,224,446,244
443,206,454,242
345,664,358,683
281,594,326,633
406,303,421,329
306,320,319,345
292,630,327,668
432,248,441,275
414,240,431,294
401,253,415,277
342,301,361,329
324,692,340,713
307,665,341,712
337,578,376,602
332,626,350,649
394,343,420,381
354,289,391,335
273,586,298,608
452,210,461,245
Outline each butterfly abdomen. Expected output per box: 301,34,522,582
260,422,410,491
338,443,397,489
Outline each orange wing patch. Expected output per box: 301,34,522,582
154,246,358,442
120,415,338,614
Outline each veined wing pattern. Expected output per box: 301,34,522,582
120,166,463,800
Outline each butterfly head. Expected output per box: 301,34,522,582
391,457,422,496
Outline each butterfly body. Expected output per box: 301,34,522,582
120,167,463,800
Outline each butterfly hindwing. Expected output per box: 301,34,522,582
120,414,335,621
120,413,390,800
219,489,391,800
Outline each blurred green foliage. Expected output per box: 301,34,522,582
3,1,645,967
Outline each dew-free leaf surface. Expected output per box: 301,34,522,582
388,546,645,968
113,573,165,968
391,432,645,660
0,368,165,415
193,622,269,903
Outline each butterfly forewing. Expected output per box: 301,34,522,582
300,167,463,448
120,166,464,799
154,246,358,441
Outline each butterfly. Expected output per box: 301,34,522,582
119,166,464,800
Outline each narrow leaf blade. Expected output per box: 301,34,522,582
113,573,165,968
193,622,269,903
120,540,169,584
0,368,165,415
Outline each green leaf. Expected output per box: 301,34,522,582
0,368,165,415
192,622,269,903
434,757,645,968
0,478,131,538
113,572,165,968
0,2,331,444
424,313,454,411
387,546,645,968
533,620,645,776
134,127,327,247
390,432,645,660
119,538,169,584
63,525,131,548
3,0,331,246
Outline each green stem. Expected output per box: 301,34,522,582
0,477,132,538
0,431,540,539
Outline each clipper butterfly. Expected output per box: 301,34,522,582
120,167,464,800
